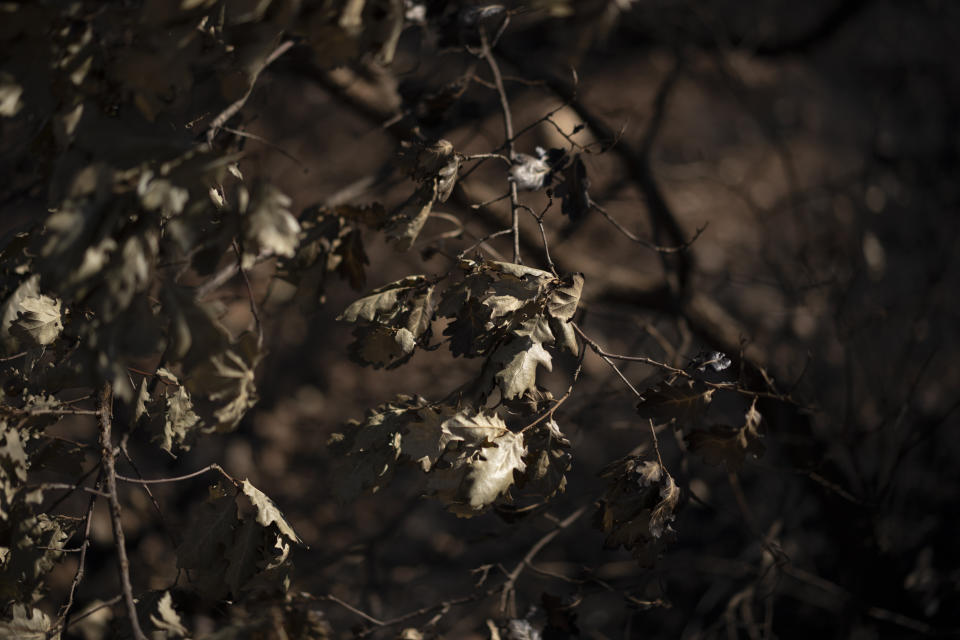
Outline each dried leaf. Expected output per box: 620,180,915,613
385,182,437,251
9,295,62,348
159,384,202,453
636,378,714,428
328,396,426,501
491,338,553,400
597,457,679,565
0,73,24,118
402,139,460,202
686,399,765,472
428,411,526,517
148,592,188,638
349,325,416,369
444,298,497,358
0,514,74,603
548,316,578,354
518,419,571,499
0,605,53,640
240,479,302,544
338,276,427,323
546,273,584,321
334,228,368,290
241,184,301,259
185,332,262,430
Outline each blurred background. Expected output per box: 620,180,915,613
29,0,960,637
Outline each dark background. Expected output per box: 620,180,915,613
20,1,960,638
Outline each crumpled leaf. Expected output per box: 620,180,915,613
332,402,531,516
147,591,188,638
685,399,765,472
240,184,301,259
444,298,496,358
385,182,437,251
546,273,583,321
548,316,578,354
339,277,434,369
349,325,416,369
517,419,571,499
397,404,458,472
159,384,202,453
177,480,299,601
0,513,74,602
328,396,428,501
9,295,62,348
597,457,679,565
0,604,53,640
0,276,41,354
185,331,262,430
636,377,714,428
401,139,461,202
339,276,427,323
490,338,553,400
240,479,302,544
334,227,368,290
427,411,527,517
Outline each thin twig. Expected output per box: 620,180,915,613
65,595,124,631
26,483,110,498
119,442,180,549
323,594,384,626
207,40,295,144
479,27,521,264
0,406,100,417
233,239,263,346
43,463,101,514
590,199,707,253
648,419,665,470
571,323,642,397
222,125,306,169
115,463,238,487
499,506,587,616
572,323,795,403
458,228,513,258
52,472,101,637
98,385,147,640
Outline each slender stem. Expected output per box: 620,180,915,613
648,419,665,470
323,594,384,626
53,472,101,636
98,385,147,640
65,596,124,631
0,406,100,417
458,228,513,258
115,463,238,487
499,506,586,616
479,27,522,264
207,40,294,143
590,199,707,253
233,239,263,347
